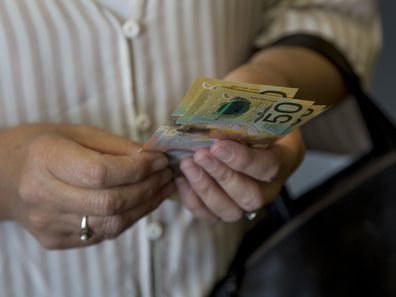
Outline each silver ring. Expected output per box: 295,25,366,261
80,215,92,241
245,211,257,221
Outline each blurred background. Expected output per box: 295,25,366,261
372,1,396,117
287,0,396,197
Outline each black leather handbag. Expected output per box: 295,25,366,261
209,34,396,297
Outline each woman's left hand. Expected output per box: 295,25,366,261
176,129,305,222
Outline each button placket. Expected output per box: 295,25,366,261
121,0,150,137
122,0,146,39
122,20,142,39
135,113,152,130
146,222,164,241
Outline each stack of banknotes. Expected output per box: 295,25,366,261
143,77,327,167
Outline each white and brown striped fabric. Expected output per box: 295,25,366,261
0,0,381,296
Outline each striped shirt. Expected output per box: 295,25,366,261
0,0,380,296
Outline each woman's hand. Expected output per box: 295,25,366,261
176,131,304,221
0,124,175,249
176,58,308,221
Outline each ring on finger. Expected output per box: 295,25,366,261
245,211,257,221
80,215,93,241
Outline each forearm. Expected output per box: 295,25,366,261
227,46,348,106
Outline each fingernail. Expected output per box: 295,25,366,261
181,161,202,182
152,156,169,171
195,156,216,172
212,147,233,163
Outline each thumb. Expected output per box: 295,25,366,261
65,125,141,156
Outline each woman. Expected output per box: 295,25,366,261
0,0,380,296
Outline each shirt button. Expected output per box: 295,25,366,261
122,20,141,39
146,222,163,240
135,113,152,131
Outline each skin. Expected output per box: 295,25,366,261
0,124,175,249
176,46,347,222
0,46,347,249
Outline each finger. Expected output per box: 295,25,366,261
194,150,268,211
180,158,243,222
45,137,168,188
68,124,143,156
26,217,103,250
210,140,280,182
93,182,175,240
175,176,218,221
33,182,176,249
42,168,174,216
32,230,102,250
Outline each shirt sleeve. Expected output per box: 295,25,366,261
254,0,382,86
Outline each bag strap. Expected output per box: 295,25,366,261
209,34,396,297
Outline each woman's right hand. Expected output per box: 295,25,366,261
0,124,175,249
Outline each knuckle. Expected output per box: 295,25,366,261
127,157,147,182
215,167,234,183
92,191,120,216
81,162,109,188
29,214,50,230
101,216,124,239
239,188,264,211
194,180,211,196
232,150,253,169
132,167,146,182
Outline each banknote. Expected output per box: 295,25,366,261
143,77,328,166
143,124,278,153
143,125,216,153
176,87,313,135
282,104,328,134
172,77,299,118
142,124,278,171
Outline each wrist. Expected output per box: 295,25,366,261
224,60,292,87
248,46,347,105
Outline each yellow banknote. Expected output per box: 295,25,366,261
282,104,328,134
172,77,299,118
176,87,313,135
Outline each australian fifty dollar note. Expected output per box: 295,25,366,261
143,77,327,166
